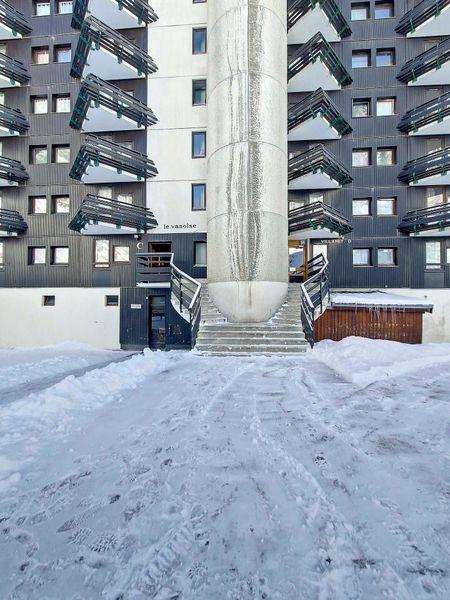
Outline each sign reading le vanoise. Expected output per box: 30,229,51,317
163,223,197,230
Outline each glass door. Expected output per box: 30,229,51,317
149,296,166,349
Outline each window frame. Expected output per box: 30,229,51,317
192,131,206,159
194,241,207,267
192,183,206,211
192,79,207,106
192,27,207,55
352,148,372,167
352,198,372,216
50,246,69,265
352,248,372,267
377,247,397,267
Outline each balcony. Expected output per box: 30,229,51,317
398,92,450,136
288,33,352,93
397,38,450,86
0,208,27,236
69,135,157,184
288,88,352,141
70,74,157,133
0,104,29,137
398,202,450,236
0,0,31,40
70,16,158,81
288,0,351,44
289,201,352,240
0,53,30,89
399,147,450,186
72,0,158,30
0,156,29,187
396,0,450,38
288,144,353,190
68,194,157,235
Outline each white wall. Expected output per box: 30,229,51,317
147,1,207,234
0,288,120,350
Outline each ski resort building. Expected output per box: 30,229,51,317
0,0,448,350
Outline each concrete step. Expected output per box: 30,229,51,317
200,324,302,333
197,330,304,339
197,337,305,346
194,344,307,354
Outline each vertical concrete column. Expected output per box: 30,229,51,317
207,0,288,323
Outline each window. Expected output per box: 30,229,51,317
54,94,70,113
353,248,371,266
52,195,70,213
32,47,49,65
352,50,371,68
426,241,441,269
376,147,396,166
375,1,394,19
30,145,48,164
377,197,396,215
57,1,73,14
98,186,113,199
0,241,3,268
376,49,395,67
31,96,48,114
29,247,46,265
42,295,55,307
376,97,395,116
351,2,370,20
446,248,450,265
192,28,207,54
426,187,446,207
378,248,396,266
192,79,207,106
194,241,207,266
95,239,110,267
54,45,72,63
51,246,69,265
352,98,371,118
352,148,371,167
192,183,206,210
105,295,119,307
35,2,51,16
53,145,70,163
353,198,371,216
192,131,206,158
29,196,47,214
113,246,130,262
117,193,133,204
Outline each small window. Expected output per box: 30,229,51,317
353,248,372,266
192,79,207,106
375,1,394,19
54,45,72,63
352,50,371,69
98,186,113,199
54,94,70,113
376,147,396,166
113,246,130,262
426,241,441,269
51,246,69,265
192,28,207,54
95,239,110,267
32,47,50,65
31,96,48,114
53,145,70,163
30,145,48,164
29,247,46,265
117,193,133,204
377,197,396,215
352,98,371,118
0,241,4,267
42,295,55,306
35,2,51,17
194,241,207,267
376,97,395,116
352,148,371,167
29,196,47,214
192,131,206,158
52,195,70,213
192,183,206,210
57,0,73,14
376,49,395,67
352,198,371,216
446,248,450,264
378,248,396,266
105,295,119,307
351,2,370,20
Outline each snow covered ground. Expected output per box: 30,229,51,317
0,338,449,599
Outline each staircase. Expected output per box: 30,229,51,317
195,284,308,356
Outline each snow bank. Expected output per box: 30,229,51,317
330,291,433,310
313,336,450,386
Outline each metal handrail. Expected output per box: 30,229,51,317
396,0,450,36
288,0,351,38
0,0,31,37
288,88,352,136
289,201,353,235
72,0,158,29
0,53,30,86
0,103,29,135
288,144,353,186
0,207,27,234
398,146,450,184
300,254,329,347
398,201,450,233
398,92,450,134
397,37,450,84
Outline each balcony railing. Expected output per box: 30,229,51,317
69,134,158,183
288,88,352,140
0,104,29,136
72,0,158,29
397,38,450,84
398,146,450,185
0,53,30,88
289,201,352,237
288,0,351,40
300,254,330,347
0,156,29,186
289,144,353,189
0,208,27,236
396,0,450,36
70,74,158,132
398,202,450,235
0,0,31,39
70,16,158,80
69,194,157,234
398,92,450,135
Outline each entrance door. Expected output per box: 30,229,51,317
149,296,166,349
289,240,306,282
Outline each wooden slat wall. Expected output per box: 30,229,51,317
314,307,423,344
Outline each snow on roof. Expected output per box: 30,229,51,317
330,291,433,312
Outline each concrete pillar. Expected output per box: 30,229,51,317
207,0,288,322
